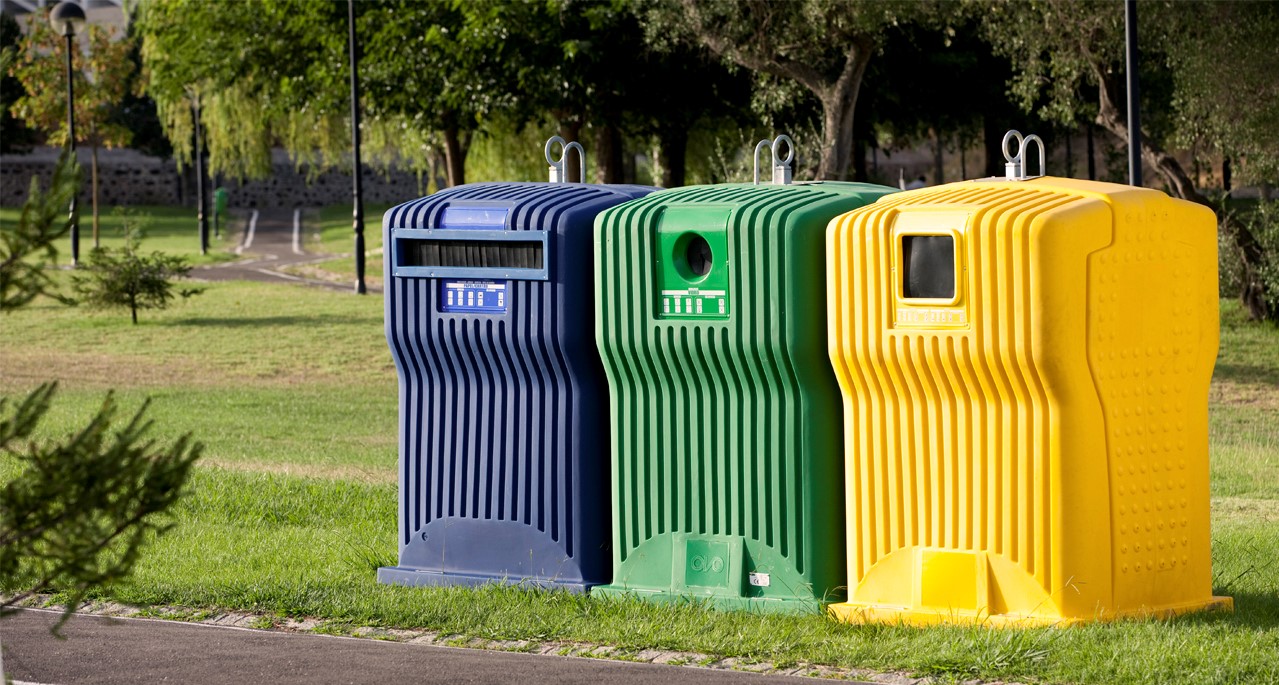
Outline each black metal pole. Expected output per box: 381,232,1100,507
65,29,78,266
194,95,208,255
348,0,366,295
1125,0,1142,187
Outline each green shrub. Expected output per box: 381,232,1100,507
72,209,202,324
1243,199,1279,324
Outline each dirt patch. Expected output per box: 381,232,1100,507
0,350,382,391
200,459,396,484
0,351,222,390
1212,497,1279,524
280,262,384,291
1210,379,1279,409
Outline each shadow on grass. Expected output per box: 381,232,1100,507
1212,363,1279,390
168,315,374,328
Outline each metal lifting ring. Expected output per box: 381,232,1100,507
545,136,586,183
1002,129,1024,164
753,139,772,185
1019,134,1046,179
1001,129,1046,181
753,134,796,186
772,134,796,167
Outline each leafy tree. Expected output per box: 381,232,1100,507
1159,1,1279,189
0,13,35,154
361,0,511,187
646,0,945,180
0,149,202,643
72,213,202,325
8,13,135,246
981,0,1279,320
857,15,1044,184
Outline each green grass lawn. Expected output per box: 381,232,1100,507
0,204,240,266
2,267,1277,683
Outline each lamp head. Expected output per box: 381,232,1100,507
50,2,87,38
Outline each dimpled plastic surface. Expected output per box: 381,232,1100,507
593,182,897,613
377,182,655,592
825,177,1232,625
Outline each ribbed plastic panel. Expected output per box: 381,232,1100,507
833,184,1076,586
593,182,897,612
378,182,655,591
827,177,1229,624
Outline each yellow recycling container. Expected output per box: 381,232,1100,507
825,134,1232,626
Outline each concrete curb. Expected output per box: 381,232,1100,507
11,595,1024,685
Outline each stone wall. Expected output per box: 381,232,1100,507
1,147,425,208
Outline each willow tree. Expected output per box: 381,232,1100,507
136,0,352,181
9,18,133,245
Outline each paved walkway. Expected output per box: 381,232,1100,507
192,207,368,292
0,609,843,685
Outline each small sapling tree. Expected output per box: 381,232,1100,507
72,211,202,325
1,146,201,655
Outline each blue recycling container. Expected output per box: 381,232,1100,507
377,165,655,591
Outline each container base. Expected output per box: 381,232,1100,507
377,566,592,593
590,584,830,615
827,595,1235,627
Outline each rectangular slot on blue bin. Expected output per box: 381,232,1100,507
399,239,543,270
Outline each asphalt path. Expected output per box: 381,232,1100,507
0,609,845,685
193,207,364,292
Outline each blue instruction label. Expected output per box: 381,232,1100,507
439,280,507,314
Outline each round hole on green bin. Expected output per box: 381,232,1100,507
684,235,713,277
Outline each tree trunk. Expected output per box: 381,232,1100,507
983,113,1005,177
931,127,944,185
852,134,867,182
1065,129,1073,178
1094,68,1204,203
442,123,466,188
430,150,446,194
814,37,872,181
1224,211,1270,321
595,123,623,184
91,142,100,248
658,127,688,188
1086,122,1096,180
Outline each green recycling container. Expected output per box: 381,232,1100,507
592,150,896,612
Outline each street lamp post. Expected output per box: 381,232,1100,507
1125,0,1142,187
50,1,85,266
348,0,366,295
193,93,208,255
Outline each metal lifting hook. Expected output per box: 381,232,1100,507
1002,129,1046,181
753,134,796,185
545,136,587,184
